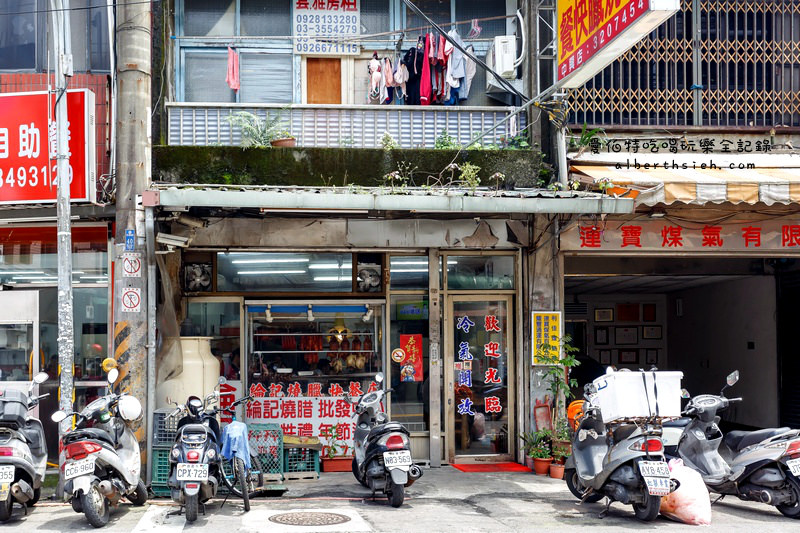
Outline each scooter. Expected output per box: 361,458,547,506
166,385,223,523
662,370,800,518
0,371,49,521
348,372,422,508
52,360,147,528
565,384,678,521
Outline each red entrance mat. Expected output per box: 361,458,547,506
451,462,531,473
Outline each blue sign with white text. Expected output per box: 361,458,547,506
125,229,135,251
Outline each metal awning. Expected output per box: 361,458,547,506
571,153,800,206
144,185,634,214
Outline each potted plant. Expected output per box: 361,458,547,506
270,129,296,148
549,447,567,479
529,428,553,475
551,418,572,461
536,334,580,449
319,423,352,472
520,431,538,470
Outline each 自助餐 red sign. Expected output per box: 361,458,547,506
0,89,96,204
557,0,679,88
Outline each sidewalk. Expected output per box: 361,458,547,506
23,466,800,532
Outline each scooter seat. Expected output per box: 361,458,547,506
68,427,116,447
663,418,691,428
724,427,791,452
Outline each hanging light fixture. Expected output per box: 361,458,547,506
265,304,273,323
307,304,315,322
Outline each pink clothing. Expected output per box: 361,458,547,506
226,47,240,91
419,34,433,105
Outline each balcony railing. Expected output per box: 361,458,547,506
166,103,525,149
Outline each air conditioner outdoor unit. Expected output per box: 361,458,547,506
485,35,524,94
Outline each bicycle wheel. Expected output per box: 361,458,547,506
222,454,264,498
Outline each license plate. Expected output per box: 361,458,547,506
643,476,671,496
788,458,800,476
383,450,412,467
176,463,209,481
638,460,670,478
64,457,96,480
0,466,13,483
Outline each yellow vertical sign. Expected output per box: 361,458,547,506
532,311,562,365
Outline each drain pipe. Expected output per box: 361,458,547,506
145,206,156,484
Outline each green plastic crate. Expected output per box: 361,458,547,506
247,423,284,478
150,446,172,497
283,447,320,475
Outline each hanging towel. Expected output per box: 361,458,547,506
226,47,240,91
420,33,433,105
461,45,477,100
446,29,466,79
368,57,382,104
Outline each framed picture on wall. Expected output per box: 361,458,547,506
620,349,639,364
646,349,659,365
599,350,612,365
616,303,640,322
643,303,657,322
595,326,609,345
615,326,638,345
642,326,662,340
594,308,613,322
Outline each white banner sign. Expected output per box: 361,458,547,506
293,0,361,55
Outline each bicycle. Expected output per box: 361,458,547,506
218,395,263,512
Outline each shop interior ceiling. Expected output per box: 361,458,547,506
565,274,751,294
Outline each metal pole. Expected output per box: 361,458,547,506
51,0,75,436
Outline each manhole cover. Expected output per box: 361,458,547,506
269,512,352,526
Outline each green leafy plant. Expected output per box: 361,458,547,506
435,130,461,150
380,131,399,150
225,110,292,147
459,162,481,192
530,443,552,459
319,423,350,459
524,428,552,459
569,122,604,149
536,334,581,430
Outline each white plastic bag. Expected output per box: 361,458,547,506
660,458,712,525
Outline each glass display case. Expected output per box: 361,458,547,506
246,303,383,397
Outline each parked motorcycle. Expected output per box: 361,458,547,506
565,383,678,521
166,386,223,522
52,360,147,528
662,370,800,518
348,372,422,508
166,378,262,520
0,371,49,521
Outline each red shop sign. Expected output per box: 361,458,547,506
0,89,96,204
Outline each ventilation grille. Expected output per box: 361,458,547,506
565,302,588,318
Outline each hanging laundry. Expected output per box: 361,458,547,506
447,29,466,80
402,37,425,105
367,53,383,104
226,47,240,91
461,45,477,101
394,56,409,100
468,18,482,39
419,33,433,105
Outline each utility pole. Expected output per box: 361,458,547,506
113,0,151,466
51,0,75,436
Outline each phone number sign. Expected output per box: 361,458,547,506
0,89,96,204
293,0,360,55
557,0,679,88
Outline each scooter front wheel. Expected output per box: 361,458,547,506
564,469,603,503
632,493,661,522
81,484,110,528
352,458,368,488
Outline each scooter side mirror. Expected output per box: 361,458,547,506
726,370,739,387
32,371,49,384
107,368,119,384
51,410,68,423
375,372,384,383
218,376,227,386
681,389,691,399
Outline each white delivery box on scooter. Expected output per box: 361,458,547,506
592,370,683,423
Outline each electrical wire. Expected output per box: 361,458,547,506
0,0,158,16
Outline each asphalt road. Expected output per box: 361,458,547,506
4,468,799,532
